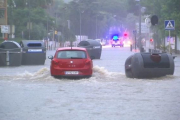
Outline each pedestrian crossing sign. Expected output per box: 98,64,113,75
165,20,175,30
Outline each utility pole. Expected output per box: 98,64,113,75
80,12,82,41
135,0,142,51
0,0,8,39
139,8,141,49
26,0,31,40
28,1,30,40
80,11,84,41
96,15,97,39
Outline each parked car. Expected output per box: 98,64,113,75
48,47,93,78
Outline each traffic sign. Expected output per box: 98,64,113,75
165,20,175,30
145,18,151,27
136,23,149,33
1,25,10,33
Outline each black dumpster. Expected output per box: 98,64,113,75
0,41,22,66
20,40,46,65
77,39,102,59
125,53,174,78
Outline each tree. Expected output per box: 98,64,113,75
7,0,54,40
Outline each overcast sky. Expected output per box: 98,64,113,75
63,0,72,3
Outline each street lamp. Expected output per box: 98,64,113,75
96,15,98,39
95,14,102,39
62,7,67,47
26,1,31,40
135,0,144,52
80,11,84,41
9,0,16,39
92,2,100,39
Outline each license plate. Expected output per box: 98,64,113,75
65,71,79,75
93,46,101,49
28,49,42,52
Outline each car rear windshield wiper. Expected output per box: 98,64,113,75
70,57,83,59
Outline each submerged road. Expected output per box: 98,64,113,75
0,46,180,120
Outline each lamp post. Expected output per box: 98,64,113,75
9,0,16,39
1,0,8,39
26,0,31,40
62,7,67,47
136,0,141,50
45,16,48,50
96,15,97,39
80,11,84,41
45,0,48,39
52,20,55,49
93,2,100,39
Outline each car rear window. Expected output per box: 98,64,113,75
57,50,87,59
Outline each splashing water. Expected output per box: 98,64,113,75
0,65,179,82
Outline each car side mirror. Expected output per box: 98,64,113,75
48,55,53,60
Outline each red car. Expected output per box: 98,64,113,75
48,47,93,78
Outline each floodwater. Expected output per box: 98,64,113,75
0,46,180,120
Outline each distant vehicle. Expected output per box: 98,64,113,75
48,47,93,78
110,35,124,47
123,39,132,46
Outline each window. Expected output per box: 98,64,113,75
27,43,42,47
57,50,87,59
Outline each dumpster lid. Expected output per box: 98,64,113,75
141,53,170,68
0,41,21,49
78,39,101,46
20,40,45,47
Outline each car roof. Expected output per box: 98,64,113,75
57,47,86,51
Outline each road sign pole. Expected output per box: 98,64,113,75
165,20,175,54
169,30,171,54
135,33,136,50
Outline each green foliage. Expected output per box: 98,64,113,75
160,44,173,53
142,0,180,37
4,0,179,42
7,0,55,40
23,23,46,40
127,0,139,16
66,0,129,38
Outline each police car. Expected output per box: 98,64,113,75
110,35,124,47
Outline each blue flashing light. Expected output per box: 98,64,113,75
113,35,119,40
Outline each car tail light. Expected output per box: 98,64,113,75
85,60,91,66
52,60,59,67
